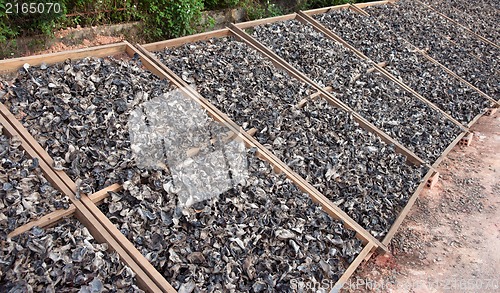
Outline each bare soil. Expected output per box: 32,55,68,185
346,113,500,292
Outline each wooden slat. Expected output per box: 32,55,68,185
0,113,163,293
381,169,433,245
234,13,297,29
297,11,468,132
333,242,376,290
416,0,500,49
349,3,370,16
301,3,351,15
296,12,369,60
418,52,499,106
352,0,391,9
136,44,390,252
7,184,122,239
228,24,426,167
0,43,177,292
0,43,127,74
141,28,231,51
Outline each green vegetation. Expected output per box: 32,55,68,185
0,0,366,48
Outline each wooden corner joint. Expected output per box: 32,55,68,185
426,171,439,189
459,132,473,147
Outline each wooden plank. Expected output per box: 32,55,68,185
135,44,390,252
0,43,127,74
333,242,376,291
7,184,122,238
416,0,500,49
432,130,468,169
226,23,427,166
296,86,333,108
374,65,468,131
419,52,499,106
349,3,370,16
300,4,350,16
141,28,231,51
0,113,163,293
353,0,391,9
0,43,177,292
297,11,468,131
234,13,297,29
296,12,369,60
381,169,433,245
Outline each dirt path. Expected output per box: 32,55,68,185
346,113,500,292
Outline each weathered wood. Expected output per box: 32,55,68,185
235,13,297,29
0,43,127,74
227,24,426,166
7,184,122,239
141,28,231,51
0,112,163,293
136,44,390,252
416,0,500,49
382,168,434,246
333,242,376,290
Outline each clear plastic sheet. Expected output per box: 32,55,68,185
129,89,247,207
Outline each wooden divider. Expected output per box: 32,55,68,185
415,0,500,49
7,184,122,238
136,42,390,252
296,11,468,131
355,0,500,102
227,24,428,167
303,1,499,107
0,112,164,292
0,42,177,293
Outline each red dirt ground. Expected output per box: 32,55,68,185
345,113,500,292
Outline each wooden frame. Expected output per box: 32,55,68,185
415,0,500,49
0,42,177,293
2,0,493,288
295,11,467,131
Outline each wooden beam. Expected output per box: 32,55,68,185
0,43,127,74
7,184,122,239
333,242,376,290
416,0,500,49
382,168,433,246
141,28,231,51
296,86,333,108
300,4,350,16
0,112,163,293
234,13,297,29
349,3,370,16
135,44,390,252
